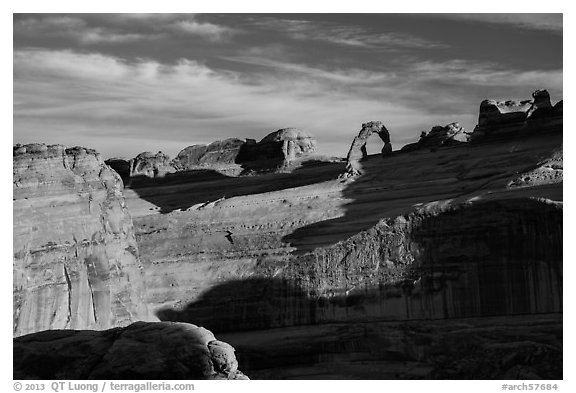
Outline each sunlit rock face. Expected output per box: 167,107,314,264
13,321,249,380
13,144,149,337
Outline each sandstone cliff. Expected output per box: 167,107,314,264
14,321,248,380
13,144,149,336
156,198,562,331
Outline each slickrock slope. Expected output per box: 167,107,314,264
13,321,249,380
13,144,149,337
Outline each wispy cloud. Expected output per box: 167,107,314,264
433,13,562,33
171,19,237,41
14,14,238,45
221,56,394,84
15,15,158,44
249,17,449,49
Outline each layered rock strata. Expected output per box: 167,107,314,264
342,121,392,178
14,321,248,380
401,122,469,152
13,144,148,336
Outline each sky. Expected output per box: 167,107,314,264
13,13,563,159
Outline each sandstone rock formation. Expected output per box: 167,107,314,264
13,321,249,380
471,89,562,141
156,198,562,331
236,127,317,171
129,151,175,178
13,144,149,337
104,158,130,184
401,122,469,152
171,138,246,173
171,128,317,175
341,121,391,178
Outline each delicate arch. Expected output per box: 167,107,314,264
342,121,392,178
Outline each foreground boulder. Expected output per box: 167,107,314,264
13,144,149,336
471,89,562,141
13,321,249,380
341,121,391,178
401,122,469,152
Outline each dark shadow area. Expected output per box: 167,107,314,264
127,161,346,214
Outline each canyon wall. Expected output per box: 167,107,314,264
13,144,149,336
156,198,562,332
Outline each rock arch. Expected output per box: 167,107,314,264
342,121,392,178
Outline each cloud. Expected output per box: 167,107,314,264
249,17,449,49
14,14,237,45
171,19,236,41
13,49,427,158
221,56,395,84
433,13,562,33
13,48,562,160
14,15,158,44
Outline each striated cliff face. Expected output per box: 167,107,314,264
14,321,249,380
156,198,562,332
13,144,149,337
